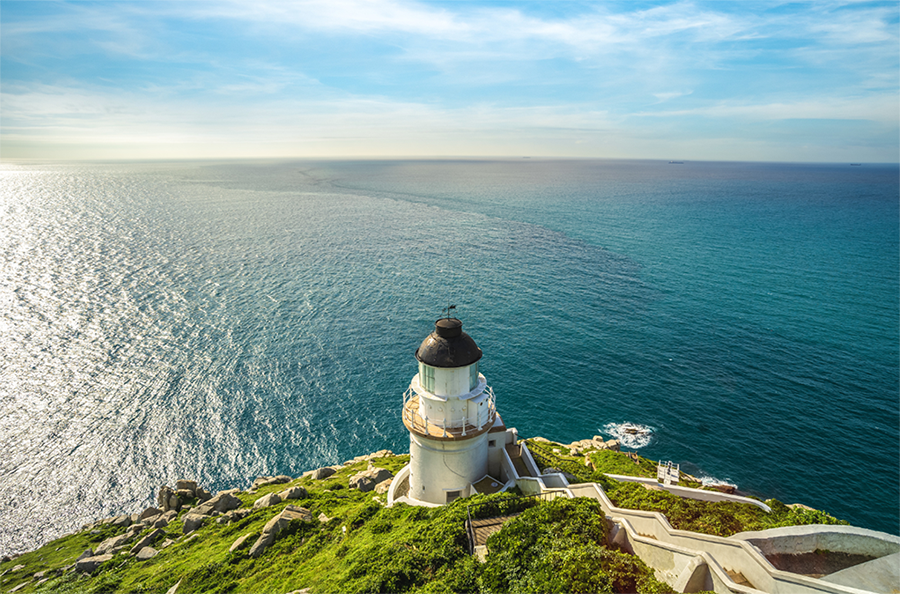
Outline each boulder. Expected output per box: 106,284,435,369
253,492,282,509
166,579,182,594
350,466,393,491
157,486,175,511
229,533,254,553
375,479,392,495
248,505,312,558
195,487,213,502
75,554,113,573
111,514,132,528
175,480,198,494
76,548,94,562
193,491,242,516
140,507,162,520
130,513,141,524
605,439,620,452
160,538,175,549
251,476,292,490
168,494,181,512
95,532,135,555
152,515,171,529
309,467,336,480
130,528,164,555
135,547,158,561
182,513,208,534
218,508,251,524
175,489,195,500
277,486,307,501
349,476,375,492
317,513,330,523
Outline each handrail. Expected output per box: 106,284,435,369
403,386,496,436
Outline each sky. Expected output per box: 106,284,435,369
1,0,898,162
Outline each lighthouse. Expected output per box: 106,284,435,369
391,317,517,506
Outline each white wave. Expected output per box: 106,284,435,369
698,475,737,488
601,422,655,449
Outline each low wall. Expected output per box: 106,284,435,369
605,474,772,513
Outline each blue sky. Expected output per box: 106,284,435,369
1,1,897,162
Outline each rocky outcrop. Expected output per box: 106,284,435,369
343,450,393,466
229,533,254,553
193,491,242,516
248,505,313,558
130,528,164,554
277,486,308,501
251,476,292,490
182,513,208,534
305,466,337,480
253,493,282,509
135,547,158,561
349,465,394,493
75,554,113,573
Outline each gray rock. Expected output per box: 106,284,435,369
9,582,28,593
76,548,94,562
317,513,330,523
228,533,254,553
152,515,170,529
175,480,197,494
130,512,141,523
130,528,164,554
135,547,158,561
160,538,175,549
248,505,312,558
111,514,132,528
193,491,242,516
277,486,308,501
309,467,336,480
33,570,47,579
195,487,212,502
350,476,375,492
252,492,282,509
10,564,25,572
182,513,207,534
350,467,393,491
168,494,181,512
165,579,182,594
175,488,195,500
375,479,393,495
158,486,175,511
139,506,162,520
251,475,292,490
95,532,135,555
75,553,113,573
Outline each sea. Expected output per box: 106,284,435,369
1,158,897,555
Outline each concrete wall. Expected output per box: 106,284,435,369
605,474,772,512
408,431,488,505
517,442,898,594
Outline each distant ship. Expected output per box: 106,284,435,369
850,163,862,166
669,161,684,164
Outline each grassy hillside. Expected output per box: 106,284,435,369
1,443,846,593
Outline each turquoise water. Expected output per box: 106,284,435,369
0,159,897,554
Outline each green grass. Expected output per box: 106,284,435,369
524,439,847,538
0,449,846,592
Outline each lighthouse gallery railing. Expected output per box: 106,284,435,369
402,385,496,438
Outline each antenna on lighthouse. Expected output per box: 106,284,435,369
442,304,457,319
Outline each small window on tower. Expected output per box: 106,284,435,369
446,490,461,503
420,363,435,392
468,362,479,390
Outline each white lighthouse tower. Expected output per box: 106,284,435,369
392,317,516,506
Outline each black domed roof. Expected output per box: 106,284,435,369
415,318,482,368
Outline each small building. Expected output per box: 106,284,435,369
389,317,519,506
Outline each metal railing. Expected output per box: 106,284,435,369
402,385,496,438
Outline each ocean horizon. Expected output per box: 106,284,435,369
1,158,897,556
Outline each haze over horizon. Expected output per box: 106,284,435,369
1,0,898,163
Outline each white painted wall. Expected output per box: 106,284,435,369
408,431,489,505
433,364,476,396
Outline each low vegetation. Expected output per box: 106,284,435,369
0,455,668,594
525,439,847,538
1,443,847,593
